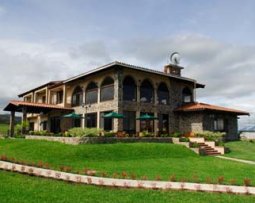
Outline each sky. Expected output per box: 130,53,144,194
0,0,254,127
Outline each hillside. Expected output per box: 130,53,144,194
0,114,21,124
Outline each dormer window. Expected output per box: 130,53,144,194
182,87,193,103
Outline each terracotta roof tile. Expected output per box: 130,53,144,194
175,102,249,115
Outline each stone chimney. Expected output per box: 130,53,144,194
163,64,184,76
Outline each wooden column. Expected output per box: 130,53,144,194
22,107,27,134
9,111,15,137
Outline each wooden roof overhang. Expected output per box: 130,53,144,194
3,100,73,114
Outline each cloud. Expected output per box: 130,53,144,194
0,35,254,128
0,5,6,16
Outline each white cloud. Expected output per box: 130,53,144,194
0,5,6,16
0,35,254,128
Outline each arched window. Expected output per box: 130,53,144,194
157,83,169,105
100,77,114,101
140,79,154,103
72,86,83,107
123,76,136,101
86,82,98,104
182,87,193,103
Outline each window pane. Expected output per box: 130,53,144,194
86,90,98,104
158,114,169,133
86,113,97,128
101,85,114,101
100,111,113,131
140,112,154,132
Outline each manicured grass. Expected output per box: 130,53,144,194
225,141,255,161
0,123,8,135
1,170,255,203
0,139,255,186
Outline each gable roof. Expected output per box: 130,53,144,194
64,61,205,88
174,102,249,115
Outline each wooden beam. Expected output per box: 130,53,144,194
9,111,15,137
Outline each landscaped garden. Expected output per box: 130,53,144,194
0,139,254,186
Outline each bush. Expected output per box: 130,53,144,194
170,132,182,138
159,133,170,137
67,127,101,137
189,142,199,148
195,131,225,142
140,131,154,137
104,132,116,137
179,137,189,142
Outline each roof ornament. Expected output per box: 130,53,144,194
170,52,181,65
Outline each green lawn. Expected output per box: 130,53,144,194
225,141,255,161
0,139,255,186
0,123,8,135
0,170,255,203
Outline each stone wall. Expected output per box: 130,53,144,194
177,112,204,134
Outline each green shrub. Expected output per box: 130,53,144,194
67,127,101,137
170,132,182,138
160,133,170,137
179,137,189,142
104,132,116,137
189,142,199,148
195,131,225,142
140,131,154,137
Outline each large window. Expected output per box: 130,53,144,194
140,80,154,103
140,112,154,132
86,113,97,128
72,86,83,107
123,111,136,134
214,118,227,131
157,83,169,105
123,76,136,101
100,111,113,131
158,114,169,134
100,77,114,102
182,87,193,103
86,82,98,104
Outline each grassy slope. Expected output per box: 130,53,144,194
1,171,255,203
0,123,8,135
225,141,255,161
0,139,255,185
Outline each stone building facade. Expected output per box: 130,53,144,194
4,61,249,140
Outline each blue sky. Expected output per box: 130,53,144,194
0,0,255,127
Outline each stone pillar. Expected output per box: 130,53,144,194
97,111,100,129
22,107,27,134
154,112,158,136
9,111,15,137
82,113,85,129
136,111,140,135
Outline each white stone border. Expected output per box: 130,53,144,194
0,160,254,195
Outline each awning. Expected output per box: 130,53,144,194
136,114,158,120
4,100,73,114
103,112,124,119
174,102,249,116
